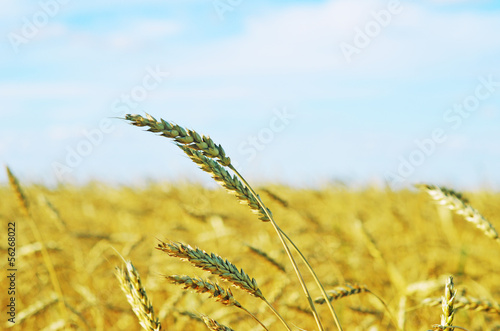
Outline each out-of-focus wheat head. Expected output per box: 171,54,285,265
417,184,500,244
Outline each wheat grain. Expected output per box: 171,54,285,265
115,261,161,331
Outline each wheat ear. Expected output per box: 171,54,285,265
157,240,289,330
178,145,270,221
125,113,231,166
314,284,369,304
158,241,263,299
441,276,456,330
422,295,500,315
417,184,500,244
126,113,342,331
167,275,241,307
201,315,235,331
167,275,268,330
115,261,161,331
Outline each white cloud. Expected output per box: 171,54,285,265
173,0,500,78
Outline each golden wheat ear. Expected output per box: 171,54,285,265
422,295,500,315
115,261,161,331
441,276,456,329
201,315,235,331
417,184,500,244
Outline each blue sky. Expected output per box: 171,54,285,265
1,0,500,190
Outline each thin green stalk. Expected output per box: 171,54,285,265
278,230,344,331
263,299,292,331
230,165,329,331
242,307,270,331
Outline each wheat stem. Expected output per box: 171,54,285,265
6,166,68,323
230,165,330,331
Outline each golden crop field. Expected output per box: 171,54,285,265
2,114,499,330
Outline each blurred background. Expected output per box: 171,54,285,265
1,0,499,190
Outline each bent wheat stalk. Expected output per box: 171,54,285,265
126,113,343,330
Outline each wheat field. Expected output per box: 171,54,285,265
2,114,499,330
